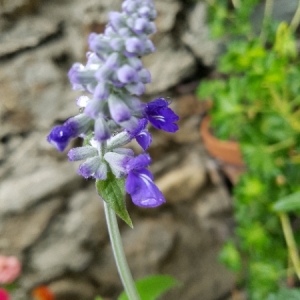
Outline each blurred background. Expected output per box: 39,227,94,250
0,0,298,299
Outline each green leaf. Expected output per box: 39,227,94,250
218,240,242,272
96,172,133,228
273,191,300,212
118,275,179,300
94,297,104,300
266,288,300,300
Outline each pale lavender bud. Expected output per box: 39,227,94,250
123,94,145,112
109,38,124,51
126,17,135,29
95,65,113,81
104,52,120,69
138,68,151,83
144,39,155,54
120,116,139,131
107,131,131,150
125,82,145,96
84,98,105,119
68,146,98,161
133,18,148,34
117,65,138,83
108,94,131,122
125,37,145,54
95,117,111,141
127,57,143,70
145,22,156,35
138,6,151,18
122,0,136,14
78,157,101,179
118,27,132,38
94,82,109,100
109,12,124,30
94,162,108,180
89,33,110,55
104,150,133,178
65,114,93,136
68,63,96,85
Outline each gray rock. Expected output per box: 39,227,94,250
156,149,207,203
89,216,176,290
0,198,62,255
144,35,197,94
0,0,40,17
0,17,59,57
161,221,235,300
181,2,218,66
0,162,80,215
28,187,106,282
49,278,96,300
155,0,182,33
123,217,176,278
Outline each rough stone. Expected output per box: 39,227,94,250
161,222,235,300
156,149,207,203
0,198,62,256
144,35,197,94
49,278,96,300
27,187,106,282
181,2,218,66
155,0,182,33
0,162,80,215
0,0,40,17
0,17,60,57
123,216,176,278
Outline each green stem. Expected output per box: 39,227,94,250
290,0,300,32
260,0,274,43
279,212,300,280
104,202,140,300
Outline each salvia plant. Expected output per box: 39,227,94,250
47,0,179,299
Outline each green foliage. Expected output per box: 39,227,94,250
218,240,242,272
197,0,300,299
94,275,179,300
118,275,179,300
96,172,133,227
273,191,300,212
266,288,300,300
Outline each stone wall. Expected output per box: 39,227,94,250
0,0,235,299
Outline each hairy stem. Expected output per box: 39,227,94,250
104,202,140,300
279,212,300,280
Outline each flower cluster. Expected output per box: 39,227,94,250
48,0,179,208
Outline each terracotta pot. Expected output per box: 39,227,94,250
200,115,244,166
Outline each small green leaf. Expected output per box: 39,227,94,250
94,297,104,300
96,172,133,228
266,288,300,300
118,275,179,300
273,191,300,212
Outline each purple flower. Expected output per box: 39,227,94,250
127,118,151,151
125,154,165,208
145,97,179,132
47,125,74,152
